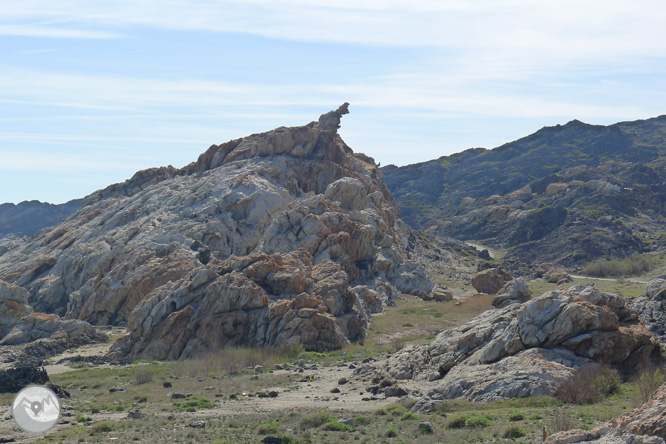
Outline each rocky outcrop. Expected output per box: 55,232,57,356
356,284,655,406
629,279,666,348
0,279,95,346
0,105,433,360
471,267,512,294
545,381,666,444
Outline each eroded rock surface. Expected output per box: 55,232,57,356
630,279,666,348
0,105,432,360
356,284,655,406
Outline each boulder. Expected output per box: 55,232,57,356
471,267,512,294
492,279,531,308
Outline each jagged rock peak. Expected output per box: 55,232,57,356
318,102,350,132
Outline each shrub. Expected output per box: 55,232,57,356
447,415,490,429
465,415,490,428
132,368,154,385
529,414,544,420
582,254,657,277
256,421,279,434
446,415,468,429
77,416,92,423
373,408,388,416
90,422,112,434
301,412,333,428
555,363,621,404
385,426,398,437
552,410,575,433
509,412,526,421
503,424,527,438
321,421,351,432
637,363,666,403
401,412,418,421
354,416,368,425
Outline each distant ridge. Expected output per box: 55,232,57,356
381,115,666,267
0,199,82,238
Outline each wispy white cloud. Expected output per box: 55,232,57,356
0,24,122,39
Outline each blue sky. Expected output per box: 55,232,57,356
1,1,665,204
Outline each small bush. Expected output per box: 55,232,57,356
447,415,468,429
132,368,154,385
256,421,279,434
555,363,621,404
402,412,418,421
582,254,657,277
301,412,333,428
503,424,527,438
373,408,388,416
552,410,575,433
529,414,544,420
447,415,490,429
465,415,490,428
385,426,398,437
509,412,526,421
321,421,351,432
77,416,92,423
354,416,368,425
637,363,666,403
385,403,408,416
90,422,112,434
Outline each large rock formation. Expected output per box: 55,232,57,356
356,284,655,407
0,104,433,360
545,381,666,443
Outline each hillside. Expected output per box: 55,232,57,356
381,115,666,268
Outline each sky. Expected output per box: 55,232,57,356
1,1,665,204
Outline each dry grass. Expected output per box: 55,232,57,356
173,343,303,377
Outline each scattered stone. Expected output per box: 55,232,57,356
170,393,185,399
261,437,283,444
189,420,205,429
431,288,454,302
379,377,397,387
348,363,356,369
163,381,172,388
109,385,126,393
330,387,340,394
254,365,264,374
338,377,348,385
0,366,49,394
339,418,354,426
384,387,408,397
127,409,145,419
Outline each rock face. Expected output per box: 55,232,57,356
356,284,655,406
545,381,666,444
0,105,432,360
629,279,666,348
471,267,512,294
